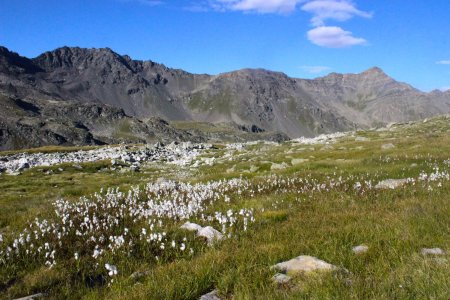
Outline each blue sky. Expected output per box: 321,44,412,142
0,0,449,91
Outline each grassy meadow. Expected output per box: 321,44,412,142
0,116,449,299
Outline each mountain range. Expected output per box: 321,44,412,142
1,45,450,150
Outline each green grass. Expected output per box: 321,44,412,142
0,115,449,299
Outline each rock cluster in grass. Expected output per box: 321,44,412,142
272,255,337,275
0,142,212,175
271,255,339,284
381,143,395,150
421,248,445,256
200,289,221,300
375,178,409,189
180,222,224,245
352,245,369,254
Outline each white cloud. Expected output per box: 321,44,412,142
191,1,371,48
440,86,450,92
300,65,332,74
301,0,371,26
208,0,303,14
436,60,450,65
120,0,162,6
307,26,366,48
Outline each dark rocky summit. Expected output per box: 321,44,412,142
1,45,450,150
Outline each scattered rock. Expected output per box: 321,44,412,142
271,162,288,171
320,145,334,151
249,165,259,172
7,171,21,176
226,166,236,173
200,290,221,300
129,270,151,280
197,226,224,245
375,179,408,189
421,248,445,256
14,293,46,300
180,222,203,232
272,255,337,275
291,158,309,165
381,143,395,150
352,245,369,254
73,164,83,170
0,143,213,174
272,273,292,284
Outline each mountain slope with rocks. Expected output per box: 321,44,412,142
1,45,450,150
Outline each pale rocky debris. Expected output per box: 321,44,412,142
200,289,221,300
375,179,409,189
249,165,259,172
421,248,445,256
180,222,203,232
352,245,369,254
381,143,395,150
272,273,292,284
14,293,46,300
197,226,224,245
291,158,309,165
355,137,370,142
292,132,347,145
0,142,212,174
271,162,288,170
272,255,337,275
180,222,224,245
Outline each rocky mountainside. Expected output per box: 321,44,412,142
1,45,450,150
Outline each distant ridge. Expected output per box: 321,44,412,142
1,45,450,149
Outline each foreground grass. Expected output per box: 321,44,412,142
0,116,449,299
105,187,449,299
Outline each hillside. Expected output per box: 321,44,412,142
1,45,450,149
1,115,449,299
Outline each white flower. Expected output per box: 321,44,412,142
105,263,118,276
180,243,186,251
74,252,79,260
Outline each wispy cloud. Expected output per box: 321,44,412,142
307,26,366,48
208,0,303,14
300,65,332,74
120,0,163,6
436,60,450,65
301,0,372,26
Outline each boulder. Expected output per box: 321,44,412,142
271,162,287,171
200,290,221,300
14,293,46,300
381,143,395,150
421,248,445,256
272,273,292,284
272,255,337,276
197,226,224,245
180,222,203,232
352,245,369,254
375,179,408,189
291,158,309,165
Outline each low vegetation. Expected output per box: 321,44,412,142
0,116,449,299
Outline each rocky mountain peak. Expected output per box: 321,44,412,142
362,66,386,75
0,46,43,75
32,46,128,72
